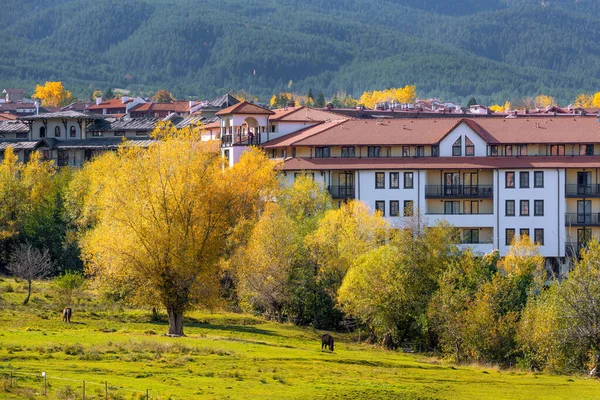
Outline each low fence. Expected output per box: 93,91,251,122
1,369,150,399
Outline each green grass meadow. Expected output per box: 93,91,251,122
0,278,598,399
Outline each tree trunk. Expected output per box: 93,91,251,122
167,306,185,337
23,280,32,305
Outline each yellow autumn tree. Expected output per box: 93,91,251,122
574,93,594,108
489,101,512,113
76,122,278,336
594,92,600,108
152,89,175,103
534,95,555,108
358,85,416,109
32,81,74,107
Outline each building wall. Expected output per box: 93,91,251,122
439,123,487,157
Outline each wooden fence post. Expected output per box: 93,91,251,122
105,381,108,400
82,380,85,400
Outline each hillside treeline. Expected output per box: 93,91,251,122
2,0,600,104
1,123,600,374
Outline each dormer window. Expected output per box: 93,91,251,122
489,145,498,157
55,126,61,137
465,137,474,156
452,137,461,156
402,146,410,157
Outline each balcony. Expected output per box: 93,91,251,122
221,134,233,147
425,185,493,199
328,185,355,200
565,213,600,227
565,184,600,198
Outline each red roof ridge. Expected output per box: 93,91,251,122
216,100,274,116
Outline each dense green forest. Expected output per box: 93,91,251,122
1,0,600,104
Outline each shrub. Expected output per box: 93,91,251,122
54,271,86,306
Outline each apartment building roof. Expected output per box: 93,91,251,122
216,101,274,116
87,98,132,111
130,102,189,113
263,117,600,148
21,111,103,121
0,120,29,133
281,156,600,171
269,107,346,123
86,117,159,132
0,141,37,150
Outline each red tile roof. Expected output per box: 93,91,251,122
281,156,600,171
216,101,274,116
262,120,348,148
270,106,347,122
88,98,131,110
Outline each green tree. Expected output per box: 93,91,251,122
315,92,326,108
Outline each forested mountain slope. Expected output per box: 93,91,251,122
1,0,599,104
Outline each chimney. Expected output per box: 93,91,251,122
121,96,129,104
96,97,102,105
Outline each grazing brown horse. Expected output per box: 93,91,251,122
62,308,72,323
321,334,334,351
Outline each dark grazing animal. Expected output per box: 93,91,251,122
62,307,72,323
321,333,334,351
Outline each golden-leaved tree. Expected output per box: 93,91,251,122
152,89,175,103
75,122,278,336
32,81,74,107
358,85,417,109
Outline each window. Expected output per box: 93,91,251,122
270,125,276,133
519,145,528,156
375,172,385,189
520,200,530,216
506,200,515,216
520,228,530,238
390,172,399,189
402,146,410,157
315,147,330,158
404,172,414,189
505,172,515,188
16,133,27,139
368,146,382,157
534,229,544,245
375,201,385,216
223,149,230,161
489,145,498,157
463,201,479,215
506,229,515,245
505,145,512,156
114,131,125,137
534,200,544,216
465,137,474,156
550,145,565,156
534,171,544,188
432,146,439,157
404,200,414,217
390,201,400,217
444,201,460,215
581,144,594,156
452,137,462,156
416,146,424,157
55,126,61,137
91,131,102,137
341,146,355,158
520,171,529,188
70,126,76,137
463,229,479,244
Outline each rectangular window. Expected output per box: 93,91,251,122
520,200,530,216
534,200,544,216
550,145,565,156
114,131,125,137
390,201,400,217
506,172,515,188
520,228,530,238
583,144,594,156
463,200,479,215
520,171,529,188
404,200,414,217
506,200,515,216
341,146,355,158
270,125,276,133
506,229,515,246
375,201,385,216
416,146,424,157
463,229,479,244
432,146,439,157
315,147,330,158
402,146,410,157
519,145,528,156
390,172,399,189
534,228,544,245
91,131,102,137
368,146,382,157
490,145,498,157
444,201,460,215
505,145,513,156
404,172,414,189
375,172,385,189
534,171,544,188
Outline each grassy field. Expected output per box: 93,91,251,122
0,277,598,399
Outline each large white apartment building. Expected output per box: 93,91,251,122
218,102,600,275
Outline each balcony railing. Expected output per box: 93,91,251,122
425,185,493,199
460,239,494,245
565,184,600,197
565,213,600,226
327,185,355,200
426,212,494,216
